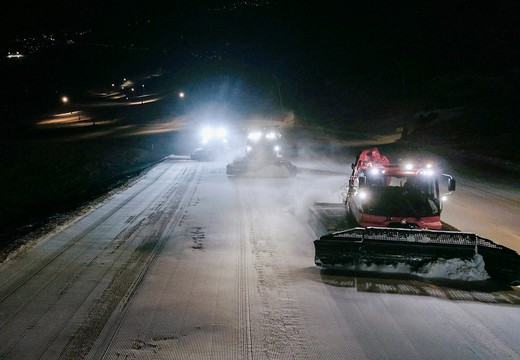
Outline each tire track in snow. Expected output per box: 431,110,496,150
0,161,187,359
236,188,254,360
77,163,201,359
238,184,310,359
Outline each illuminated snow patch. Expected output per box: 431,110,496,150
416,254,490,281
261,165,291,177
243,165,291,178
416,235,432,243
404,234,432,243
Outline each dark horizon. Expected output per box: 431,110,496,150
1,1,519,134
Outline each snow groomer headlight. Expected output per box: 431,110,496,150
266,131,277,140
420,169,435,176
247,131,262,141
201,126,228,144
370,167,382,175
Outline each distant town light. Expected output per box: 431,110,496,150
7,51,24,59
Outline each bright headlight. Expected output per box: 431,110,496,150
247,131,262,141
420,169,434,176
215,127,227,139
201,126,213,140
201,126,227,143
274,145,280,152
266,132,276,140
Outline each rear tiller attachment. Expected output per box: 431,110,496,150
314,227,520,282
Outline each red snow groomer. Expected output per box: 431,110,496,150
344,147,454,230
310,148,520,283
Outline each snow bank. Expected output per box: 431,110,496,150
416,254,490,281
340,254,490,281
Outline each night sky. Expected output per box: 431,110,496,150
1,1,519,131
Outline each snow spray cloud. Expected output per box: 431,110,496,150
284,175,345,220
275,137,354,224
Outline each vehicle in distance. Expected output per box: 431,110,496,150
226,126,297,177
